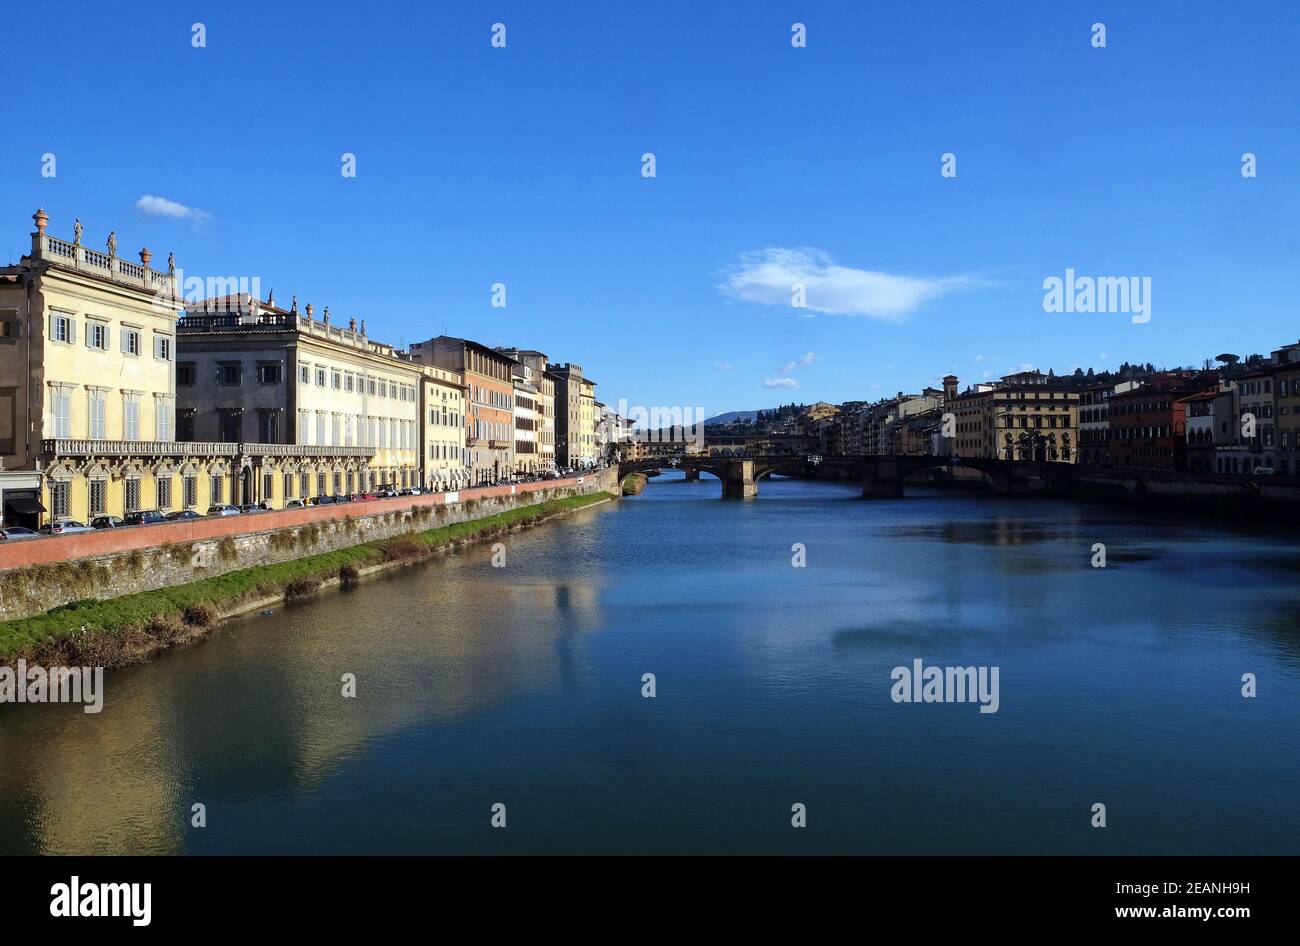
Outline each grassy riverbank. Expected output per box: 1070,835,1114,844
0,491,615,667
622,473,648,495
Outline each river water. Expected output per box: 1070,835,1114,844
2,473,1297,854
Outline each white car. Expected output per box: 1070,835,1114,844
1253,466,1276,476
38,519,95,536
205,504,242,517
0,526,41,541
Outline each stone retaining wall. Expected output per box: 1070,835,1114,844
0,468,619,622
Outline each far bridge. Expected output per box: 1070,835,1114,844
619,455,1060,498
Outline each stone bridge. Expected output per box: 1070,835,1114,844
619,455,1052,498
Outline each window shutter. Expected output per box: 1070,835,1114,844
68,318,76,346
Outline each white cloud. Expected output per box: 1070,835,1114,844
713,361,733,371
136,194,210,225
720,247,982,320
779,351,817,373
764,377,799,389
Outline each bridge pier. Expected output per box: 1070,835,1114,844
861,476,904,498
684,468,700,482
722,459,757,499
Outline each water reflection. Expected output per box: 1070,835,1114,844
1,477,1299,854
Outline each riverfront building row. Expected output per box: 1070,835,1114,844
0,211,606,527
699,352,1300,477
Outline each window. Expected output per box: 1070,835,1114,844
263,472,274,500
52,387,72,439
219,363,241,385
88,391,106,439
157,477,173,509
284,473,294,498
210,476,224,505
299,472,309,496
125,478,141,513
50,313,74,344
0,316,17,342
256,363,282,385
177,362,196,386
258,410,280,443
154,334,172,360
220,411,241,443
123,394,140,440
89,480,107,516
299,363,310,384
345,373,355,393
331,370,341,390
50,481,70,518
183,476,198,508
317,472,326,496
177,410,196,441
86,321,109,350
156,398,172,441
315,413,325,445
315,367,326,387
368,378,376,396
122,327,142,356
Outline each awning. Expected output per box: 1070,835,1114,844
4,496,45,515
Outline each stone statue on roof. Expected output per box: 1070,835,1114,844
73,218,83,245
106,231,117,258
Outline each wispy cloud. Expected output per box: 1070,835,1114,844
764,377,799,389
720,247,983,320
713,361,733,371
136,194,210,225
779,351,817,373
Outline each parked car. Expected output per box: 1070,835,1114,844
1253,466,1276,476
285,499,306,509
353,491,377,501
376,486,399,498
91,515,126,529
0,526,40,541
205,504,242,517
38,519,95,536
124,510,167,526
238,503,267,514
165,509,202,521
332,494,353,504
401,487,422,496
309,495,336,505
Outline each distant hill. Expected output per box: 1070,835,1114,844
704,409,765,426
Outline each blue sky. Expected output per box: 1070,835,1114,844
5,1,1299,418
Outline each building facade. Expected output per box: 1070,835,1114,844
948,373,1080,462
0,210,206,522
176,296,417,492
411,337,515,485
419,365,467,489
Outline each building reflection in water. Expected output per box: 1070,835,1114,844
0,518,609,855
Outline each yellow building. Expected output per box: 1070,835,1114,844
948,372,1080,462
0,210,213,521
419,366,467,489
577,377,598,467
